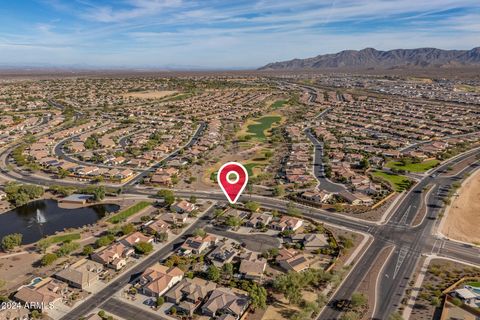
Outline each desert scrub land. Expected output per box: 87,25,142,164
409,259,480,320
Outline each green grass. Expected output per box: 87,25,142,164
246,115,281,140
465,281,480,287
37,233,81,248
107,201,151,224
371,170,413,192
386,159,440,173
271,100,287,110
49,233,81,243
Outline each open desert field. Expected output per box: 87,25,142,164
441,168,480,245
122,90,178,99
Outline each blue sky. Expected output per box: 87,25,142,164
0,0,479,69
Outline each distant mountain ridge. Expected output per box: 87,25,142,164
258,47,480,70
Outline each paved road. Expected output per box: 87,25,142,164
59,205,216,320
102,298,168,320
304,128,349,194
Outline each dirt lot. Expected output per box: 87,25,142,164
122,90,177,99
0,251,42,292
441,168,480,244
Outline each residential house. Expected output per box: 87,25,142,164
201,287,250,319
339,191,374,206
207,240,238,267
139,263,184,297
301,189,333,203
13,277,68,309
302,234,329,250
239,252,267,281
245,212,272,228
171,200,197,214
91,243,134,270
119,231,154,247
164,278,217,316
452,286,480,307
54,259,103,289
271,216,304,232
180,234,217,255
276,248,311,272
159,212,188,226
142,219,169,236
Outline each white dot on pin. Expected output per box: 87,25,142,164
226,171,240,184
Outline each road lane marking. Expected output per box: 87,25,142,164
393,246,409,279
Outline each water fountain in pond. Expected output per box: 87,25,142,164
35,209,47,224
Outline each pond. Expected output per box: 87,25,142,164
0,199,119,244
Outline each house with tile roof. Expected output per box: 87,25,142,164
139,263,184,298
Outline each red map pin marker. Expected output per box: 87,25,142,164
218,162,249,204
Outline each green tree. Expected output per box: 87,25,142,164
157,189,175,206
247,283,267,309
207,265,220,281
225,215,242,228
193,228,206,238
156,232,168,242
430,296,441,307
451,297,462,306
96,235,114,248
82,245,94,256
170,306,177,315
213,208,224,218
156,296,164,307
56,242,80,256
189,195,197,204
273,185,285,197
351,292,367,310
134,241,153,255
245,201,260,212
121,223,136,235
41,253,58,266
1,233,23,251
222,263,234,278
